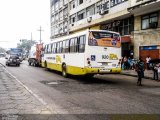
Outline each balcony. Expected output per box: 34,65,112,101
128,0,160,16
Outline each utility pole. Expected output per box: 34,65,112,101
37,26,44,44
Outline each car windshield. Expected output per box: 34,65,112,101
10,55,19,59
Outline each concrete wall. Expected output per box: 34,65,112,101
133,11,160,59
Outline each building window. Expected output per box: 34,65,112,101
51,16,55,23
64,0,68,5
77,10,85,21
59,11,63,21
86,5,95,17
63,8,68,19
79,0,83,5
110,0,127,7
141,13,158,30
60,0,63,8
55,14,59,22
70,14,76,24
59,23,63,33
70,0,76,10
78,13,84,20
51,6,55,14
96,0,109,13
100,17,134,36
55,1,59,11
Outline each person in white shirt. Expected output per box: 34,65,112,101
146,56,151,70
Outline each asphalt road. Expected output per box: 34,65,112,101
1,58,160,116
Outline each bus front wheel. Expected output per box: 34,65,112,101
62,64,67,78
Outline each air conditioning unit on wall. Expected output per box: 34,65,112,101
99,9,109,15
87,16,92,22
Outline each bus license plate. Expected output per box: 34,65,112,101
100,69,110,72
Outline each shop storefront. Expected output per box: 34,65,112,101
139,45,160,67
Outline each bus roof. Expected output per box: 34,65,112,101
50,29,120,43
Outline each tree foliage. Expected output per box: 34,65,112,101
0,47,6,53
17,39,37,52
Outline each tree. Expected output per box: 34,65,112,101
17,39,37,53
0,47,6,53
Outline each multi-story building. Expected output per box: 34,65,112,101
50,0,160,61
128,0,160,62
50,0,69,38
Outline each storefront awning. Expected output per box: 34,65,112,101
121,36,131,43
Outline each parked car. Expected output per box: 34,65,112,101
6,55,20,66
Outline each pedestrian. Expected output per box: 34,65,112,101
124,56,128,70
128,57,132,69
146,56,151,70
135,58,145,86
152,62,160,81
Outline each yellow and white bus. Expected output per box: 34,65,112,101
41,29,121,77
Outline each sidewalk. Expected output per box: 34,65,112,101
121,69,155,80
0,66,51,115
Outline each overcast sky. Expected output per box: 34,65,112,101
0,0,50,49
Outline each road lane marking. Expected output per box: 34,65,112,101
4,67,47,105
3,67,71,114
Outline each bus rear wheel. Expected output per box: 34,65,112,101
62,64,67,77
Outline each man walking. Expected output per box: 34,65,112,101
135,59,144,86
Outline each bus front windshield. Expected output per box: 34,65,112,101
88,31,121,47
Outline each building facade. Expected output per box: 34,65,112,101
50,0,160,60
128,0,160,62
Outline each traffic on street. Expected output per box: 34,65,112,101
0,58,160,119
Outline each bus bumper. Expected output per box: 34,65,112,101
85,67,121,74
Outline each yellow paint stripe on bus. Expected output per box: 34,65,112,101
41,62,121,75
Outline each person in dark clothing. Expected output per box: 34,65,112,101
152,63,160,80
135,59,144,86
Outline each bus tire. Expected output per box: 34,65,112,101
62,64,67,78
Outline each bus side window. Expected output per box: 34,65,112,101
70,37,78,53
59,41,63,53
57,42,60,53
65,39,70,53
75,37,78,52
50,43,53,53
62,41,65,53
46,44,49,54
70,38,74,53
79,35,86,53
48,44,51,53
54,43,57,53
52,43,55,54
